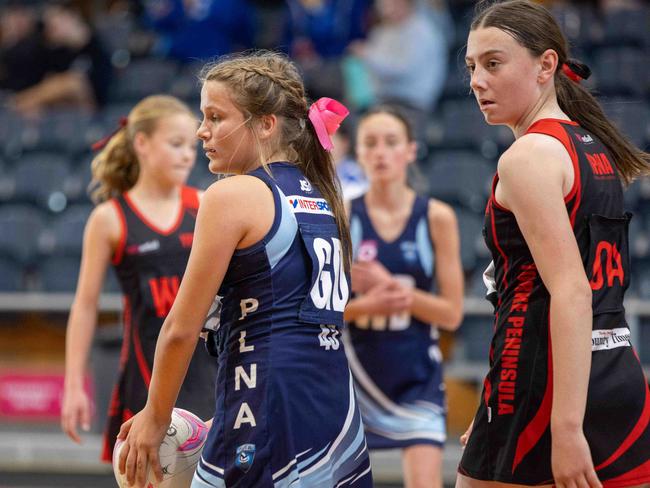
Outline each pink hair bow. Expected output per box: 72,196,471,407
308,97,349,151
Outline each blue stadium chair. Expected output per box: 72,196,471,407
628,212,649,260
459,315,493,362
0,204,45,264
454,207,486,273
10,152,70,211
602,99,650,149
437,98,511,154
550,3,599,51
39,256,80,292
601,7,650,48
0,257,24,292
426,150,495,212
0,109,27,159
442,60,471,100
40,204,92,258
593,48,648,98
169,61,204,103
38,255,120,293
102,102,137,129
638,317,650,364
64,152,94,205
103,267,121,293
20,110,95,155
110,58,179,103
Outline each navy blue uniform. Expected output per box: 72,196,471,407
193,163,372,488
459,119,650,486
345,195,446,449
102,187,216,462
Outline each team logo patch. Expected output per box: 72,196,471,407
357,240,378,262
591,327,631,351
576,133,594,144
126,239,160,255
286,195,333,215
235,444,256,472
400,241,418,264
299,178,313,193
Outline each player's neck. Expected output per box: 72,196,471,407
512,96,568,139
129,178,181,203
366,183,413,212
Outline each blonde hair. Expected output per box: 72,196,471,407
200,51,352,269
89,95,195,203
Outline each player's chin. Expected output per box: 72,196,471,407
208,159,228,175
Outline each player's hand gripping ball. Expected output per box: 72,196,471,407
113,408,208,487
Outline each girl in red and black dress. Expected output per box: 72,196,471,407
61,95,216,462
460,2,650,487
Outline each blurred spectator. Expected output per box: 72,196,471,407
283,0,372,99
349,0,449,147
141,0,254,62
3,1,112,116
350,0,448,111
332,125,368,201
0,2,47,93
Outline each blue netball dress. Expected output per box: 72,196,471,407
193,162,372,488
345,195,446,449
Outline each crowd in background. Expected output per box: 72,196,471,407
0,0,648,299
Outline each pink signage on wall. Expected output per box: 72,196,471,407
0,370,94,421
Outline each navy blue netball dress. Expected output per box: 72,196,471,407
459,119,650,486
193,162,372,488
345,194,446,449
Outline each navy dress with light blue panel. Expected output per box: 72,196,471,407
345,194,446,449
193,162,372,488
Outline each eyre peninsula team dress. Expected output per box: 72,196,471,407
459,119,650,486
103,187,216,461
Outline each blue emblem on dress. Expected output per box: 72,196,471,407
235,444,256,472
400,241,418,264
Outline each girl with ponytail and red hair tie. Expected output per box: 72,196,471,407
460,1,650,487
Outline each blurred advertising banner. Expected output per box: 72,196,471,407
0,369,93,421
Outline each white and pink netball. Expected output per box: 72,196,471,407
113,408,208,488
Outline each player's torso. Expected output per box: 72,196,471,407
112,187,198,333
347,195,441,396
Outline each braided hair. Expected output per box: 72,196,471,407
200,51,352,269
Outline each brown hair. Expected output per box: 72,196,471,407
359,104,415,142
199,51,351,268
89,95,195,203
472,0,650,184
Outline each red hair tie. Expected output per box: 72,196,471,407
91,116,128,151
562,63,582,83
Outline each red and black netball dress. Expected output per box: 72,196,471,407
459,119,650,486
101,186,216,462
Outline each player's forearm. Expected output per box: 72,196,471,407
410,289,463,331
343,296,373,322
64,302,98,390
146,320,197,423
549,286,592,432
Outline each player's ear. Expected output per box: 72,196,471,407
538,48,558,84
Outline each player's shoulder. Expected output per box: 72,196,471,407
86,199,122,241
201,175,273,214
427,198,457,230
499,131,571,181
